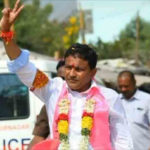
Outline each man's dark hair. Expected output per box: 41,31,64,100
56,60,65,71
118,70,136,84
64,43,98,69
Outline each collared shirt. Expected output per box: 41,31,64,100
8,50,133,150
119,89,150,150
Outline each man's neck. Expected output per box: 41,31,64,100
125,88,137,100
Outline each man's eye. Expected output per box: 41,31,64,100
76,68,84,72
65,66,71,69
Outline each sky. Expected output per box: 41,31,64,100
42,0,150,43
78,0,150,43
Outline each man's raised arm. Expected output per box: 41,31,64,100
0,0,24,60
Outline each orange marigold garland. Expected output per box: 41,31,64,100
57,99,70,150
80,99,96,150
0,31,14,45
30,69,49,91
57,98,96,150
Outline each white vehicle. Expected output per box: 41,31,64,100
0,59,58,150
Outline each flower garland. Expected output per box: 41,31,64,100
57,99,70,150
80,99,96,150
57,98,96,150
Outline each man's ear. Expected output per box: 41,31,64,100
91,68,97,77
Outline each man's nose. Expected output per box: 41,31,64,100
69,68,76,77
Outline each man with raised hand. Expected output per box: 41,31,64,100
0,1,133,149
27,60,65,150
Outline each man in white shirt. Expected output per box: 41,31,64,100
117,70,150,150
0,1,133,149
27,60,65,150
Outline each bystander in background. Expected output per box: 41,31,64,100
117,70,150,150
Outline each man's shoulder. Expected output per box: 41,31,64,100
98,85,118,97
50,77,64,89
97,85,122,109
51,76,64,83
97,85,119,106
137,89,150,100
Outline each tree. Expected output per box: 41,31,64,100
119,16,150,64
0,1,3,8
91,15,150,64
0,0,66,57
63,16,79,49
90,38,122,60
15,0,66,56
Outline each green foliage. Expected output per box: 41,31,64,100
118,17,150,64
0,1,4,18
14,0,66,56
0,1,3,8
119,18,136,39
92,15,150,65
1,1,150,62
90,38,122,60
0,0,66,56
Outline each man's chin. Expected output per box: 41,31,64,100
69,85,78,91
68,83,79,91
123,93,131,99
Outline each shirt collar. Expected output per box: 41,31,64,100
82,80,98,94
120,89,140,100
132,89,141,100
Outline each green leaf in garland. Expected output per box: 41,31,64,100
81,128,90,136
59,133,68,141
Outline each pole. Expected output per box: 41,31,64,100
135,11,140,65
4,0,9,8
80,8,86,44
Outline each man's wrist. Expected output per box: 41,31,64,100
0,23,12,32
0,30,14,44
0,27,11,32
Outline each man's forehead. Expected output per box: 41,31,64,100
65,56,87,63
65,58,90,70
119,75,131,80
118,76,133,85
